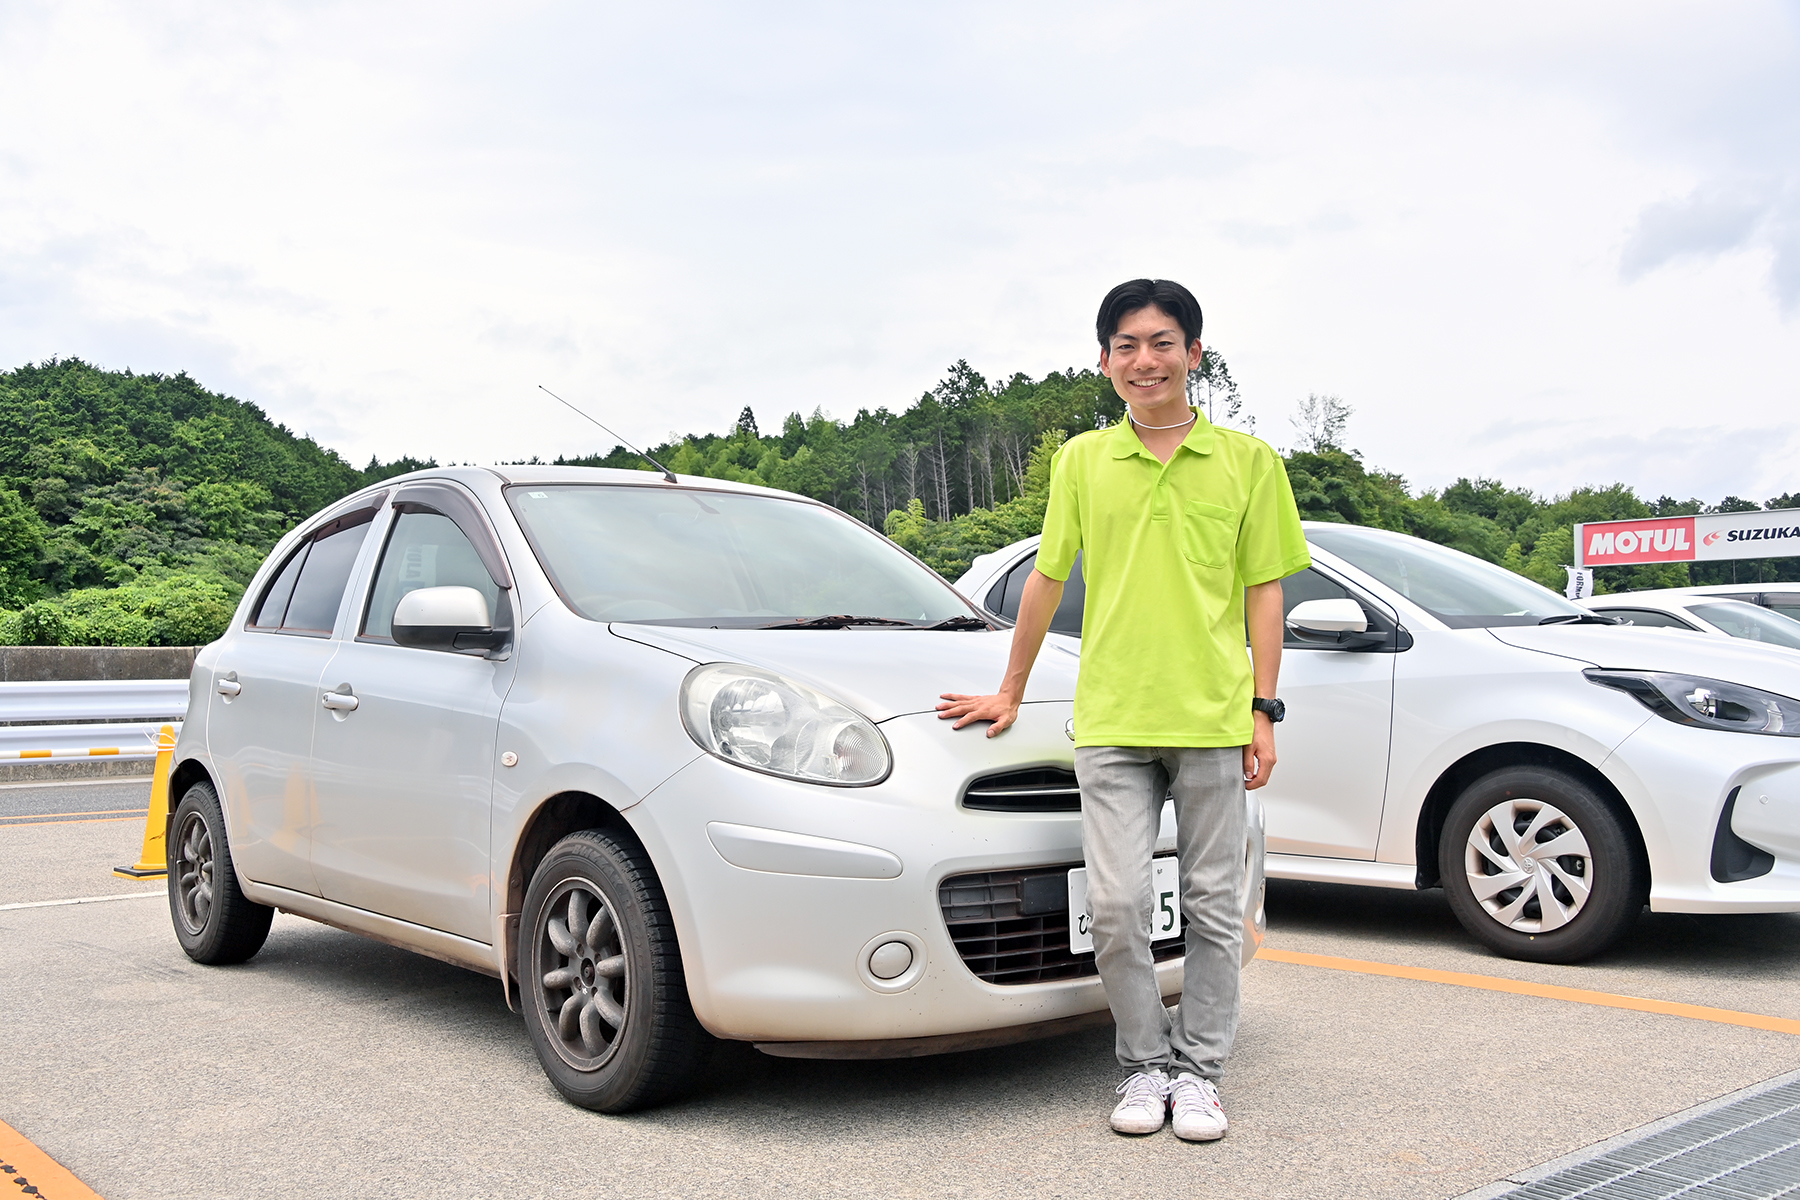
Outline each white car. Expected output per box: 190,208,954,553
1581,588,1800,653
164,467,1265,1112
958,525,1800,967
1643,583,1800,623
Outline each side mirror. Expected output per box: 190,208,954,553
1286,598,1368,636
392,586,507,652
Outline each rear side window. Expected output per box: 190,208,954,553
248,510,377,636
249,547,308,629
986,551,1086,634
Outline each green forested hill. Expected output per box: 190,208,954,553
2,355,1793,647
0,359,427,645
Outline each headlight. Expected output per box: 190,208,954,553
680,663,891,785
1584,669,1800,737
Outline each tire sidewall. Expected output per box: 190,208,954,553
519,833,667,1111
1440,766,1642,964
167,780,256,961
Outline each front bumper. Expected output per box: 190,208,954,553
623,705,1261,1048
1606,718,1800,913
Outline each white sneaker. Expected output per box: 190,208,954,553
1169,1072,1228,1141
1109,1070,1170,1135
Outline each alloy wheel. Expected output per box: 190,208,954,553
174,810,215,934
533,882,629,1070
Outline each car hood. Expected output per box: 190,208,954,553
607,625,1082,721
1489,624,1800,694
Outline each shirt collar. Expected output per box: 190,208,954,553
1109,407,1218,460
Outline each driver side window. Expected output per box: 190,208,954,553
362,511,502,641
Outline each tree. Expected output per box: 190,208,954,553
1187,349,1251,433
1288,394,1352,452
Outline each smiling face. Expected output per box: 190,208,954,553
1100,304,1202,421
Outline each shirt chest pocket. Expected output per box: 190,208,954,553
1180,500,1239,569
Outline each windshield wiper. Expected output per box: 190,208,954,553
1538,612,1622,626
760,615,920,630
919,615,993,630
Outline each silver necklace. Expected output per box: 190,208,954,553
1129,409,1197,431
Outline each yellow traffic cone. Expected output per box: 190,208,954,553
114,724,176,880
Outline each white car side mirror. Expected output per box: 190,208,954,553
1286,598,1368,635
392,586,504,652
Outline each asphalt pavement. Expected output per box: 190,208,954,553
2,811,1798,1199
0,776,152,826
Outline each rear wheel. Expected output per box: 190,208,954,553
1439,766,1643,964
519,830,706,1112
168,780,274,964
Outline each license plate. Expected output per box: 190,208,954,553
1067,855,1181,954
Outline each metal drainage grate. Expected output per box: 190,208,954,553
938,863,1184,985
1500,1075,1800,1199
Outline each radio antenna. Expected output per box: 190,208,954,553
538,385,677,483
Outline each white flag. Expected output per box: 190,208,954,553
1564,567,1594,600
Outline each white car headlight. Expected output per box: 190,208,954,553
680,663,891,785
1585,669,1800,737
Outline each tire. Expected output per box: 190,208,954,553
519,830,706,1112
168,780,274,965
1439,766,1644,964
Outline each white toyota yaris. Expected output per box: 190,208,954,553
959,524,1800,967
165,467,1265,1112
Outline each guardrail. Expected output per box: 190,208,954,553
0,680,189,761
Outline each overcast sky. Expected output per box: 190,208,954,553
3,1,1797,504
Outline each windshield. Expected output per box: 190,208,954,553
1690,601,1800,651
506,485,979,627
1306,524,1587,628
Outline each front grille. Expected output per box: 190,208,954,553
962,767,1081,812
939,864,1185,985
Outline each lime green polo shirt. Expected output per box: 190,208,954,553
1036,410,1310,748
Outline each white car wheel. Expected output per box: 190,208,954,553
1440,767,1645,964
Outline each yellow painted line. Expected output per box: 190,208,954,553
1257,947,1800,1036
0,1116,104,1199
0,809,148,823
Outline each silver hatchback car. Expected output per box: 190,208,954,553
166,467,1266,1111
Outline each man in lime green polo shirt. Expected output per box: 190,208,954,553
938,278,1309,1142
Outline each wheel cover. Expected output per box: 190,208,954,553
1463,798,1594,934
174,811,215,935
530,880,629,1071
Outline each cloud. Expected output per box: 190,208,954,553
1620,179,1800,312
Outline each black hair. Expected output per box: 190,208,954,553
1095,279,1203,351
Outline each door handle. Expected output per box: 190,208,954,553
321,686,359,712
216,672,241,697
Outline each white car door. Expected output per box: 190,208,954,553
1257,567,1397,859
206,505,378,893
306,486,515,943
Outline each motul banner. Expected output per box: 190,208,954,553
1575,508,1800,567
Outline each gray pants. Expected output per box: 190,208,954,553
1075,745,1246,1081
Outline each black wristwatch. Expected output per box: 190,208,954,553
1252,697,1285,723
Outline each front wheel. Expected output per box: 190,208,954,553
168,780,274,964
519,830,706,1112
1439,766,1644,964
